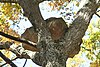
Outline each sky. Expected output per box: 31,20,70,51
13,59,40,67
6,1,100,67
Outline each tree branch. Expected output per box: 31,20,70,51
18,0,47,31
64,0,100,56
18,1,52,65
0,0,18,3
81,46,91,51
23,59,27,67
95,12,100,18
0,51,17,67
1,57,18,67
0,31,38,51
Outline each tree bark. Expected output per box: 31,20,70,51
19,0,100,67
0,0,100,67
64,0,100,57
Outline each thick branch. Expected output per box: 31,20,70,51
64,0,100,56
18,1,52,66
18,0,47,31
0,31,37,50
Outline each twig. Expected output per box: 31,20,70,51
1,57,18,67
95,13,100,18
81,46,91,51
23,59,27,67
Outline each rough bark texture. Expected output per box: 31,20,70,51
19,0,100,67
0,0,100,67
64,0,100,57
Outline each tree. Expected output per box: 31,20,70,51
0,0,100,67
82,18,100,66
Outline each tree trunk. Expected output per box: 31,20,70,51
0,0,99,67
18,0,100,67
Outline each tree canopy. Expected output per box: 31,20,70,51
0,0,100,67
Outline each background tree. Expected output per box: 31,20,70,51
0,0,100,67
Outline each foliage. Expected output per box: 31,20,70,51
82,18,100,61
48,0,79,10
40,0,80,25
0,3,21,65
0,3,21,40
66,52,85,67
0,3,21,21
